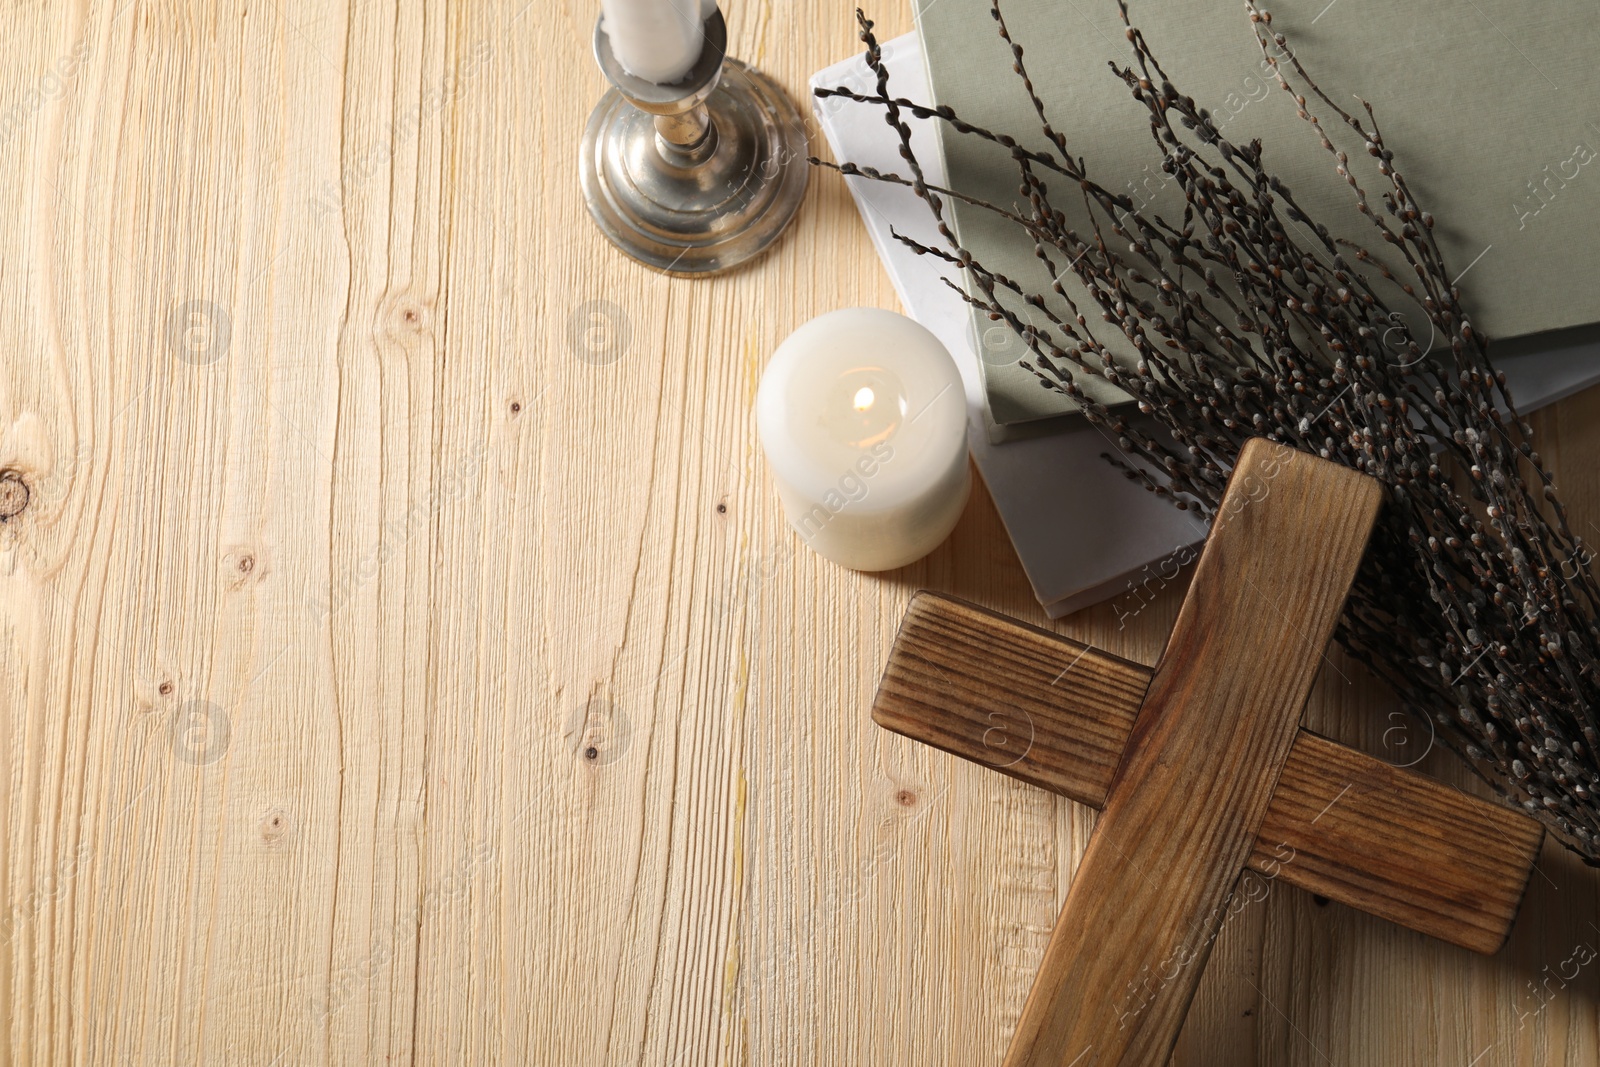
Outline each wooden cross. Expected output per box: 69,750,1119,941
871,438,1545,1066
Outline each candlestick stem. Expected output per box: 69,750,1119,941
580,11,809,275
654,106,716,164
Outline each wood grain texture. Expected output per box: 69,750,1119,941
1004,440,1384,1067
873,593,1148,809
873,591,1544,954
1258,731,1543,953
1,2,1599,1064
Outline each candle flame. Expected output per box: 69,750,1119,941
853,387,875,412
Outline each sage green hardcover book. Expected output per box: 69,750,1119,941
914,0,1600,433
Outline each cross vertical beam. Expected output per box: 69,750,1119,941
1006,440,1383,1065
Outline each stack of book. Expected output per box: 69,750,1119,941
811,0,1600,616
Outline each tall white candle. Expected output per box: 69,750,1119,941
599,0,711,85
757,308,971,571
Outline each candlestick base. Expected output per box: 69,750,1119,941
580,13,809,275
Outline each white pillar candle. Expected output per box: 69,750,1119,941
757,308,971,571
599,0,711,85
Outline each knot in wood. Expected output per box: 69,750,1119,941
0,471,29,520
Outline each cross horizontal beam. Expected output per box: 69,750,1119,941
874,592,1542,956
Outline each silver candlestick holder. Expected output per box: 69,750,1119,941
579,10,809,275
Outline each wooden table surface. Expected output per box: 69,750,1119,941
5,1,1600,1063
